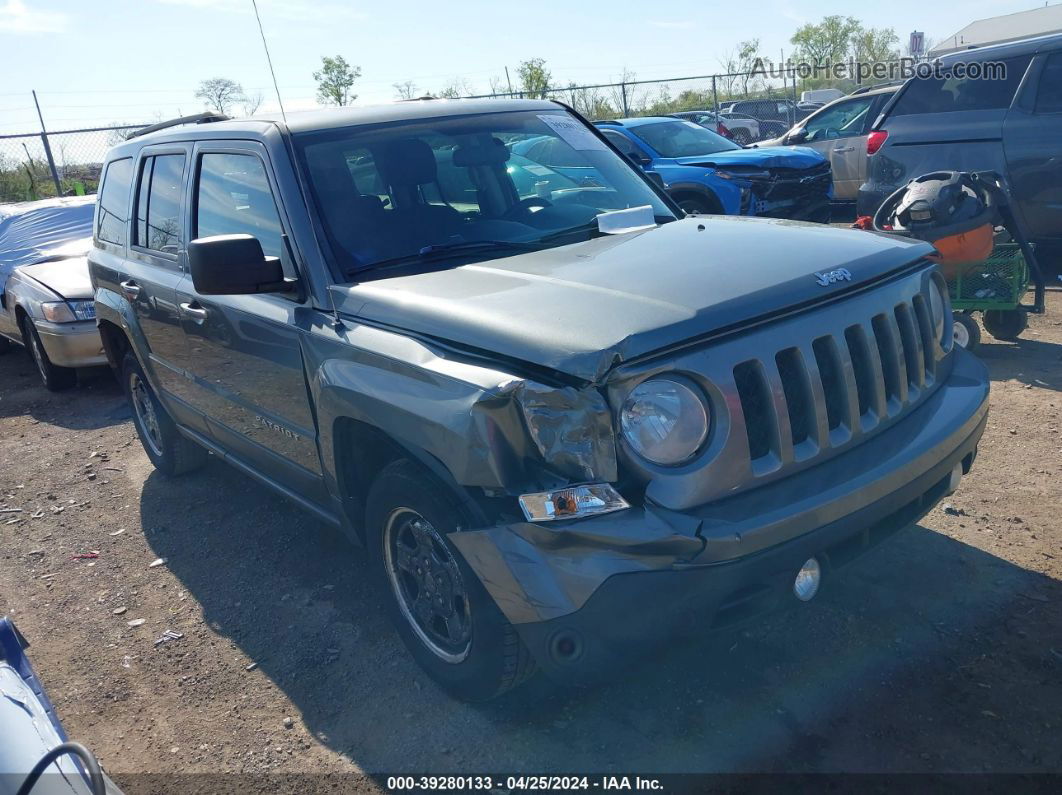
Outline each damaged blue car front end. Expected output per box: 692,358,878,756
595,117,833,221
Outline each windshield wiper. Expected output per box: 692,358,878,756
365,239,543,272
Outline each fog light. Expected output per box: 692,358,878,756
793,557,821,602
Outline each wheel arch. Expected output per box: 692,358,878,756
331,416,490,545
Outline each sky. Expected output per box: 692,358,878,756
0,0,1053,133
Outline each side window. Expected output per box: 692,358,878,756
195,153,285,266
135,153,186,254
96,157,133,245
1035,52,1062,113
891,55,1032,115
601,129,640,158
803,97,874,140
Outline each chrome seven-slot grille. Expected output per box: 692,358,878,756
617,266,949,510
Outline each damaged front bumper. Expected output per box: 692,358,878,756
449,349,989,682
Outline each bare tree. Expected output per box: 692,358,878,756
716,47,740,97
434,77,473,99
488,75,508,97
393,80,419,100
195,77,246,115
242,90,264,116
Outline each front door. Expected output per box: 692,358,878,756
172,142,324,502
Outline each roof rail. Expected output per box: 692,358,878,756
849,80,905,96
127,111,231,139
591,119,623,126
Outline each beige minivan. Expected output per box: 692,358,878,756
755,85,898,201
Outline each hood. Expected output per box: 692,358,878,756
330,217,933,383
18,256,93,300
674,145,825,169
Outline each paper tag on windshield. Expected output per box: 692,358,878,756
596,205,657,235
538,114,608,151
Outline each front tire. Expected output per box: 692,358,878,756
676,195,722,216
122,352,207,476
366,459,536,701
21,316,76,391
732,130,751,146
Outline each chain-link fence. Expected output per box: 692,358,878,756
0,124,147,204
467,68,807,127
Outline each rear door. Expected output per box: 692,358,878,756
794,95,877,199
1003,49,1062,245
125,146,195,413
171,141,325,502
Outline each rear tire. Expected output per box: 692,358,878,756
952,312,981,352
366,458,536,701
982,308,1027,341
732,130,751,146
122,351,207,476
21,316,76,391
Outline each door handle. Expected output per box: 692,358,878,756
120,280,141,299
833,146,855,153
179,302,209,321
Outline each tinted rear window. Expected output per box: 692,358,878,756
96,158,133,245
890,56,1031,116
1035,52,1062,113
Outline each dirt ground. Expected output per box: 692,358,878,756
1,295,1061,792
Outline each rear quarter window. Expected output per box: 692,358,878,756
96,157,133,246
890,55,1032,116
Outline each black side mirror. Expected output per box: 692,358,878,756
786,128,808,144
188,234,290,295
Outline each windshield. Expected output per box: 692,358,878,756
294,109,675,273
629,120,741,158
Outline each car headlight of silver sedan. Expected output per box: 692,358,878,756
620,378,710,465
40,300,95,323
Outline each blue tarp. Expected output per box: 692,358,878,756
0,196,96,292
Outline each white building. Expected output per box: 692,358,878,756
930,4,1062,56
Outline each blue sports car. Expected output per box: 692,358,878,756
593,117,833,222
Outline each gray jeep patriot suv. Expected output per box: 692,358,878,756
89,99,989,701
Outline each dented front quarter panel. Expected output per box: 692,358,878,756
306,310,621,500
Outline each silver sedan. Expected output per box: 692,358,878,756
0,238,106,390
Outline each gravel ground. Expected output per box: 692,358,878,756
1,295,1061,792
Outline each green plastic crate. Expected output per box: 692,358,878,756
945,243,1029,311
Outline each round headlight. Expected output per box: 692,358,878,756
928,276,949,345
620,379,709,465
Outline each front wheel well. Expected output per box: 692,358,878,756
97,319,130,370
669,189,724,214
333,418,490,544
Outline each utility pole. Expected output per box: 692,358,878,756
32,90,63,197
504,66,514,97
